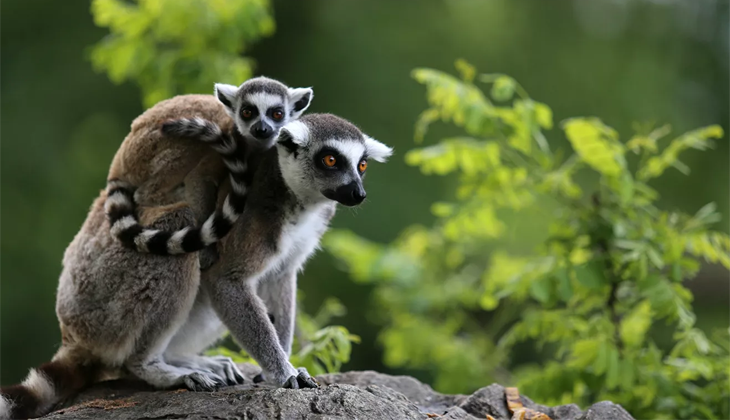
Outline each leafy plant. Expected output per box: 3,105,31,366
90,0,274,107
207,297,360,376
325,60,729,419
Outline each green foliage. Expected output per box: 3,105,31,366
290,298,360,375
325,61,729,419
207,297,359,376
90,0,274,107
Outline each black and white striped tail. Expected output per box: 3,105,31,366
104,118,249,255
0,357,99,419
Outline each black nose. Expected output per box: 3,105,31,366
324,181,366,206
251,121,273,139
351,187,366,204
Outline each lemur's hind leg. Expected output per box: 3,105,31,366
164,287,245,385
165,354,244,386
126,356,223,391
123,281,227,391
123,203,226,391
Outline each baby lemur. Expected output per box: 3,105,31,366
0,84,391,419
106,77,313,256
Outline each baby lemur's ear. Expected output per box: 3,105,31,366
364,135,393,162
278,120,310,154
214,83,239,116
287,87,314,119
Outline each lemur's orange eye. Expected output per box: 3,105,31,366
359,160,368,172
323,155,337,167
272,110,284,121
241,109,253,118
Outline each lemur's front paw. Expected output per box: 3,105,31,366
282,368,319,389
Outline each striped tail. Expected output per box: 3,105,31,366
105,118,249,255
0,357,99,419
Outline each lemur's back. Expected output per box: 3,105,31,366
108,94,232,210
57,94,236,363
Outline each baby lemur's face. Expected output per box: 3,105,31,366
215,76,313,149
276,114,393,207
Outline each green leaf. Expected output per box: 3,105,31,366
411,68,496,137
454,59,476,83
534,102,553,130
431,202,455,217
556,268,573,301
569,339,599,368
562,118,625,177
574,262,605,290
605,346,621,389
491,76,516,102
405,138,501,175
638,125,723,180
530,276,551,303
620,300,652,349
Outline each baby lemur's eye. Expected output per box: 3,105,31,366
272,110,284,121
241,108,253,119
359,160,368,172
322,155,337,167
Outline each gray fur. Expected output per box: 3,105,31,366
257,269,297,356
301,113,366,145
238,77,289,98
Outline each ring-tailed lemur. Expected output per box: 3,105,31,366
0,113,392,419
105,76,313,255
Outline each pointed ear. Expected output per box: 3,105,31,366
214,83,238,115
278,121,310,153
364,136,393,162
287,87,314,119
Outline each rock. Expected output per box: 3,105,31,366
42,365,635,420
577,401,634,420
317,370,467,414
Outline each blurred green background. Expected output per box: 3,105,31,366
1,0,728,392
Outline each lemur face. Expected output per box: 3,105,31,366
277,114,393,206
215,77,313,148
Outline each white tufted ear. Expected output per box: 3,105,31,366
214,83,238,115
282,120,310,146
277,120,310,154
364,136,393,162
287,87,314,119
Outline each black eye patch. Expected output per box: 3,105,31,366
239,105,259,120
357,155,368,177
315,147,349,172
268,107,285,121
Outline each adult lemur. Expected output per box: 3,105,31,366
0,83,391,419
